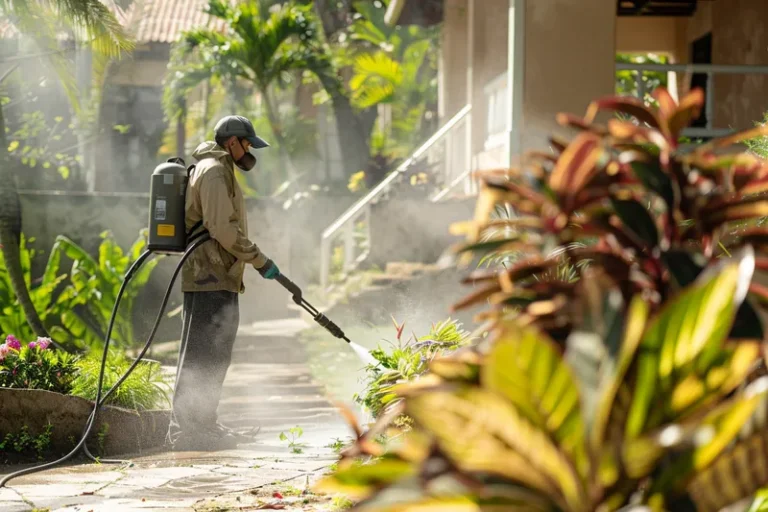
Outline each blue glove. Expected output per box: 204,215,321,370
258,259,280,280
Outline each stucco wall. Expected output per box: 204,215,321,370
616,17,684,57
712,0,768,131
471,0,509,153
439,0,469,120
521,0,616,154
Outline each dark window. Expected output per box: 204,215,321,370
690,32,712,128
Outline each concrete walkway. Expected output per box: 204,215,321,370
0,319,353,511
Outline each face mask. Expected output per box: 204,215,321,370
233,139,257,172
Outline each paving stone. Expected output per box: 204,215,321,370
0,487,25,503
0,503,29,512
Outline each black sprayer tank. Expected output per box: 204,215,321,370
148,160,189,254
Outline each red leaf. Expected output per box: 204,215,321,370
584,95,661,130
608,120,670,150
548,132,604,211
272,492,284,499
702,124,768,150
665,88,704,142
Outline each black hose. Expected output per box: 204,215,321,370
82,234,213,465
0,235,211,487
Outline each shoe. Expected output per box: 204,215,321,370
170,426,240,452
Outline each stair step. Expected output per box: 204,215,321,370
369,274,414,286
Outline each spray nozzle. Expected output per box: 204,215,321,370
274,273,350,344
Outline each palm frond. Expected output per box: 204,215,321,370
33,0,132,56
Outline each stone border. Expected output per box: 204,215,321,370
0,389,170,458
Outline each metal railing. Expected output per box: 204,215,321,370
616,62,768,139
319,104,472,291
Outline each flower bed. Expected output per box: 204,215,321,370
0,334,171,462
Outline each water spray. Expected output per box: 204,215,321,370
0,157,366,488
275,274,376,365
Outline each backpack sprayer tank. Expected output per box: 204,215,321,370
148,159,190,254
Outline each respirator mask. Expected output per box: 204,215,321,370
233,139,257,172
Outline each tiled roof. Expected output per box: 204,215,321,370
125,0,228,44
0,0,229,44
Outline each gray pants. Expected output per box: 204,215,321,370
168,290,239,441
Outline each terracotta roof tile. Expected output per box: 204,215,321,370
0,0,230,44
126,0,229,44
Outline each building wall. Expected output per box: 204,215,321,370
616,17,684,58
613,0,767,132
712,0,768,131
439,0,470,121
471,0,509,153
520,0,616,154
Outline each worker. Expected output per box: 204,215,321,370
167,115,280,451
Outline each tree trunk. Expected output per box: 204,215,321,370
0,100,53,343
315,72,377,178
176,99,186,159
313,0,354,37
311,0,377,179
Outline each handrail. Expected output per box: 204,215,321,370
321,104,472,241
616,63,768,74
431,166,474,203
319,104,472,291
616,62,768,138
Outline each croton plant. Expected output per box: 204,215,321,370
316,88,768,511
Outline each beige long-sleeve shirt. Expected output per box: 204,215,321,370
181,141,268,293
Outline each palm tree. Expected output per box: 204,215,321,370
165,0,375,180
165,0,311,176
0,0,132,342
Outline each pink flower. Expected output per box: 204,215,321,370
5,335,20,351
28,342,37,350
35,337,52,350
0,344,9,362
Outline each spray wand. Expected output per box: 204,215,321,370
275,274,351,344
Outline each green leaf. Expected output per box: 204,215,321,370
279,432,287,441
747,489,768,512
625,260,749,439
643,377,768,504
610,198,659,247
629,160,676,209
314,457,416,500
406,389,586,511
483,325,590,480
661,250,705,288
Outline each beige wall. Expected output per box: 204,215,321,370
519,0,616,155
109,52,169,88
439,0,469,120
471,0,508,152
712,0,768,131
616,17,684,58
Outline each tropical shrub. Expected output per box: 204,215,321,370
317,88,768,510
744,111,768,160
0,335,78,393
0,231,160,351
69,352,170,411
355,318,472,422
0,236,71,343
49,230,160,350
452,87,768,344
